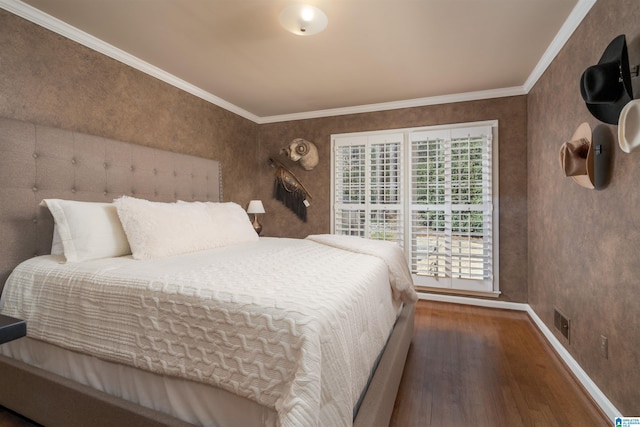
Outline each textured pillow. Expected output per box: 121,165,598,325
184,201,258,246
41,199,131,262
115,197,256,260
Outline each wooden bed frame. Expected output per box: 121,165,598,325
0,117,414,427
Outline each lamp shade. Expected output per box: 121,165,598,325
279,4,328,36
247,200,265,214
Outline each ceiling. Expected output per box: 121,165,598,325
6,0,593,123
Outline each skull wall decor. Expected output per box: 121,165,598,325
280,138,319,170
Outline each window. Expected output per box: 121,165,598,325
332,122,499,296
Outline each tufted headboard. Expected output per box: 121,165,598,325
0,117,222,293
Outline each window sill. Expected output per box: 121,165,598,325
415,286,501,300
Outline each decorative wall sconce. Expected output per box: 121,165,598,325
247,200,265,235
280,138,319,170
580,34,633,125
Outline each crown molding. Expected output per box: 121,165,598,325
523,0,597,93
0,0,262,124
257,87,526,124
2,0,595,125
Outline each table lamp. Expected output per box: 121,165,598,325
247,200,265,235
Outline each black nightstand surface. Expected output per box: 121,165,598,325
0,314,26,345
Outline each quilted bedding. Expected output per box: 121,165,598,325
0,237,416,427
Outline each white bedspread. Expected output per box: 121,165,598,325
0,237,414,427
306,234,418,304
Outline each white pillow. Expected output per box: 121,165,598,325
114,197,256,260
51,224,64,255
183,201,258,246
41,199,131,262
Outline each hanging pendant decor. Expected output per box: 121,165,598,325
269,158,312,222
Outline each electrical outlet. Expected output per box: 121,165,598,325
554,309,570,342
600,335,608,359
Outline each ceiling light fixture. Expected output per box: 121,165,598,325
279,4,328,36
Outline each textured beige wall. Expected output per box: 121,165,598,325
528,0,640,414
259,97,528,302
0,10,259,206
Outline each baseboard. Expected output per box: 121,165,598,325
524,306,619,420
417,292,529,312
417,292,620,420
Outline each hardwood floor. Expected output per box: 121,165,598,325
390,300,610,427
0,300,610,426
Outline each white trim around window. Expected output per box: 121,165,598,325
331,120,499,297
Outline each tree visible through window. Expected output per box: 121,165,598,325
332,123,498,294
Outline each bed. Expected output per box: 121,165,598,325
0,117,416,427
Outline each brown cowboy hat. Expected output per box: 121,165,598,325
559,122,594,189
580,35,633,125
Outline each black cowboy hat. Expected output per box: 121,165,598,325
580,35,633,125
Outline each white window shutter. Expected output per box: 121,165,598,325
410,126,494,291
334,141,366,236
332,122,498,295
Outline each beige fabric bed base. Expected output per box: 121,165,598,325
0,303,413,427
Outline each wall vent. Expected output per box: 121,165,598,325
554,308,570,342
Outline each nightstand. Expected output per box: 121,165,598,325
0,314,26,345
